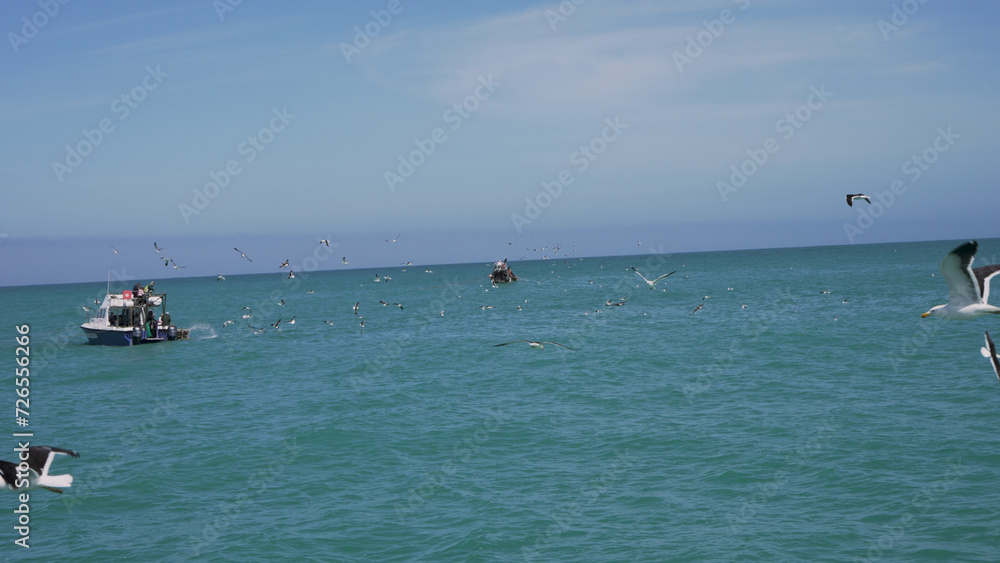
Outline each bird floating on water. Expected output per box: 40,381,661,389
922,240,1000,320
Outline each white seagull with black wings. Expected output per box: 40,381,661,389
982,331,1000,381
922,240,1000,320
494,339,576,351
0,446,80,494
630,266,677,289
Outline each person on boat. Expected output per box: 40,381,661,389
144,281,155,293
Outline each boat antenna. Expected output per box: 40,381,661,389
107,270,111,295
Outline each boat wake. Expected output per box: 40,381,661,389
185,323,218,339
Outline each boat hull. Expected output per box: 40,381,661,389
81,326,135,346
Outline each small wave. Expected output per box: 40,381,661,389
185,323,218,339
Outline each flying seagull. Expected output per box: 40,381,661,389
353,302,360,316
169,259,186,269
0,446,80,494
110,245,121,254
982,331,1000,381
279,259,290,269
386,234,400,243
234,248,253,262
153,242,165,253
217,274,226,281
319,239,331,247
922,240,1000,320
692,304,704,314
846,194,871,207
630,266,677,289
494,339,576,351
342,257,349,264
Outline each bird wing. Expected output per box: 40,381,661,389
494,340,528,347
630,267,651,283
985,331,1000,379
846,194,854,207
30,446,79,477
939,241,981,306
651,271,677,283
541,341,576,350
973,264,1000,304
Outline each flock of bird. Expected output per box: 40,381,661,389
12,230,999,497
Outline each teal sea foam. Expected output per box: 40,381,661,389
1,239,999,561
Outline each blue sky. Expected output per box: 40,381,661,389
1,0,999,286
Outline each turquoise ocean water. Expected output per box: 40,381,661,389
2,239,999,561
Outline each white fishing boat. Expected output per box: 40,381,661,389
81,287,187,346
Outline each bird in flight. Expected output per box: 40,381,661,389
0,445,80,493
386,234,400,243
922,240,1000,320
630,266,677,289
846,194,871,207
279,259,290,269
982,331,1000,381
494,339,576,351
153,242,165,253
234,247,253,262
169,259,186,269
319,239,331,247
110,245,121,254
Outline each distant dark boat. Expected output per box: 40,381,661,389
81,289,187,346
489,259,517,284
